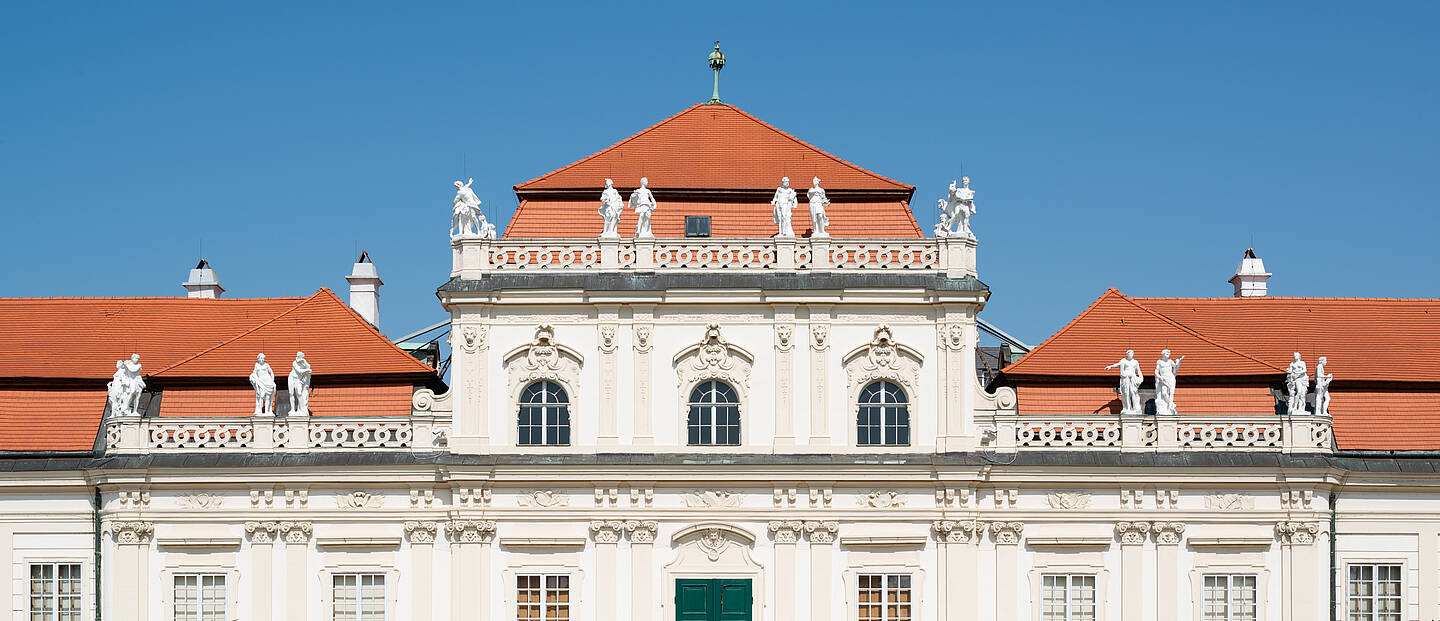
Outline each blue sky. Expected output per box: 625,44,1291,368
2,2,1436,346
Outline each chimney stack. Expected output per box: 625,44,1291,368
1228,248,1271,297
182,259,224,298
346,251,383,327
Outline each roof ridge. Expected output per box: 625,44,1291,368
1117,294,1287,373
0,296,307,303
1003,288,1123,373
150,293,318,375
1134,296,1440,303
310,287,438,374
724,105,915,191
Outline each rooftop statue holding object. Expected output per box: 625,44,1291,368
1315,356,1333,417
599,178,624,239
806,177,830,238
250,353,276,416
106,354,145,417
771,176,797,238
1286,352,1310,415
450,178,496,240
629,177,657,238
1154,349,1184,415
1104,350,1144,414
935,176,978,239
288,351,312,416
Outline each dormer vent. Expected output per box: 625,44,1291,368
1229,248,1272,297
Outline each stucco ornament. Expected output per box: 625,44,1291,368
684,490,743,508
599,326,618,353
106,354,145,417
335,491,383,509
404,521,440,544
633,325,653,353
177,492,224,510
1114,521,1150,544
445,520,497,543
288,352,312,416
1315,356,1333,417
1047,491,1093,510
1204,493,1254,511
109,521,155,545
810,324,829,351
450,178,495,240
517,491,570,507
505,325,583,407
806,177,831,238
1152,521,1186,545
598,178,624,239
1104,350,1144,414
805,520,839,544
1154,349,1184,415
629,177,657,238
770,176,797,238
857,490,907,508
988,521,1024,545
934,176,977,239
1275,521,1321,545
674,323,753,404
459,325,487,354
1286,352,1310,414
843,325,923,408
697,528,731,561
775,324,794,352
932,520,981,543
250,353,276,416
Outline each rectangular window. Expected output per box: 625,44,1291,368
173,574,227,621
29,563,82,621
333,574,386,621
516,574,570,620
1347,564,1402,621
1041,574,1096,621
1202,574,1257,621
857,574,911,621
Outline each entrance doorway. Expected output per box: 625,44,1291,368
675,579,752,621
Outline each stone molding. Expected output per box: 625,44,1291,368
335,491,383,509
404,520,440,544
1275,521,1321,545
857,490,906,508
932,520,981,544
110,520,154,545
767,520,804,544
446,520,496,544
176,492,223,510
842,325,923,411
1047,491,1092,510
805,520,839,544
683,490,743,508
673,323,753,411
517,491,570,507
988,521,1024,545
1205,493,1253,511
1152,521,1186,545
505,324,583,410
245,521,280,544
1114,521,1150,545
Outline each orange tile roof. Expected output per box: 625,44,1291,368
506,103,923,239
0,389,103,451
159,384,414,417
1329,391,1440,450
1017,385,1275,417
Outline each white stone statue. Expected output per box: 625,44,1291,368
1153,349,1184,415
1104,350,1144,414
1314,356,1333,417
599,178,624,239
250,353,276,416
806,176,830,238
450,178,495,240
1286,352,1310,415
934,176,978,239
770,176,797,238
288,352,312,416
629,177,657,238
106,354,145,417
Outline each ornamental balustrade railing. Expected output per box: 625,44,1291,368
981,413,1332,453
103,413,450,454
450,236,977,278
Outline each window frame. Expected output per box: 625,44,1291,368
517,380,572,446
855,572,913,621
1345,562,1403,621
514,572,572,621
27,561,85,621
1201,573,1257,621
856,380,911,446
330,572,388,621
686,379,742,446
1040,573,1098,621
171,572,228,621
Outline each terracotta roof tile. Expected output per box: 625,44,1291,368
503,199,920,239
1017,385,1274,417
158,384,414,417
1329,391,1440,450
0,389,102,451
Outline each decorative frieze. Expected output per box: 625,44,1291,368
805,520,838,544
808,487,833,508
456,487,490,508
1205,493,1254,511
1047,492,1092,510
994,489,1019,509
445,520,496,544
1275,521,1321,545
1281,490,1314,510
176,492,223,510
590,520,625,544
119,490,150,509
932,520,981,544
857,491,906,508
245,521,280,544
285,488,309,507
404,521,440,544
410,489,435,508
279,521,312,544
518,491,570,507
1152,522,1186,545
1115,521,1150,545
595,487,620,507
1157,489,1180,509
989,521,1024,545
625,520,659,544
684,490,742,508
335,491,383,509
1119,489,1143,509
110,521,154,545
774,487,798,508
767,520,804,544
250,489,274,508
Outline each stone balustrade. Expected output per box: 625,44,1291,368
984,414,1333,453
450,236,977,278
103,414,450,454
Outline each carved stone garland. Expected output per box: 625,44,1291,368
842,325,923,418
505,324,584,412
673,323,753,414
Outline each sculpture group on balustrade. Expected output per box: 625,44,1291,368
1104,349,1334,417
105,354,145,417
450,178,497,240
934,176,978,239
105,351,317,419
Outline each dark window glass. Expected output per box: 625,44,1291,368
858,380,910,446
687,380,740,446
518,381,570,446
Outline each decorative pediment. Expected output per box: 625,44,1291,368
504,324,584,400
673,324,754,396
842,325,923,402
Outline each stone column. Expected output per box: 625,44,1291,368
807,306,832,445
1152,522,1185,620
805,521,838,621
768,521,803,619
632,309,655,444
939,313,974,451
773,306,797,446
405,521,439,621
107,521,153,621
591,521,624,620
598,307,620,445
933,520,981,621
990,522,1024,621
244,522,279,621
451,317,491,451
280,521,312,621
446,520,495,621
1276,522,1321,621
1115,522,1150,620
626,521,659,621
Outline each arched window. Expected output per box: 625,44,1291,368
518,381,570,446
858,380,910,446
687,380,740,446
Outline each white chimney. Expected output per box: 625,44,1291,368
182,259,224,298
346,251,383,327
1228,248,1271,297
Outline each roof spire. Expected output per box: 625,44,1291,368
707,41,726,104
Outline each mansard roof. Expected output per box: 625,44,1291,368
505,103,923,239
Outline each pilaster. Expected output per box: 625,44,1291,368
598,307,620,445
807,306,832,445
1276,521,1321,621
626,521,659,621
446,520,495,621
1116,522,1150,620
632,307,655,444
805,521,838,621
989,521,1024,621
280,521,311,621
107,521,153,621
933,520,981,621
773,305,797,446
769,520,804,619
452,315,491,451
245,522,279,621
1152,521,1185,621
405,521,439,621
591,520,624,620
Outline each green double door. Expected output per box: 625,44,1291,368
675,579,752,621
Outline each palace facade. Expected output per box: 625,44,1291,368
1,97,1437,621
